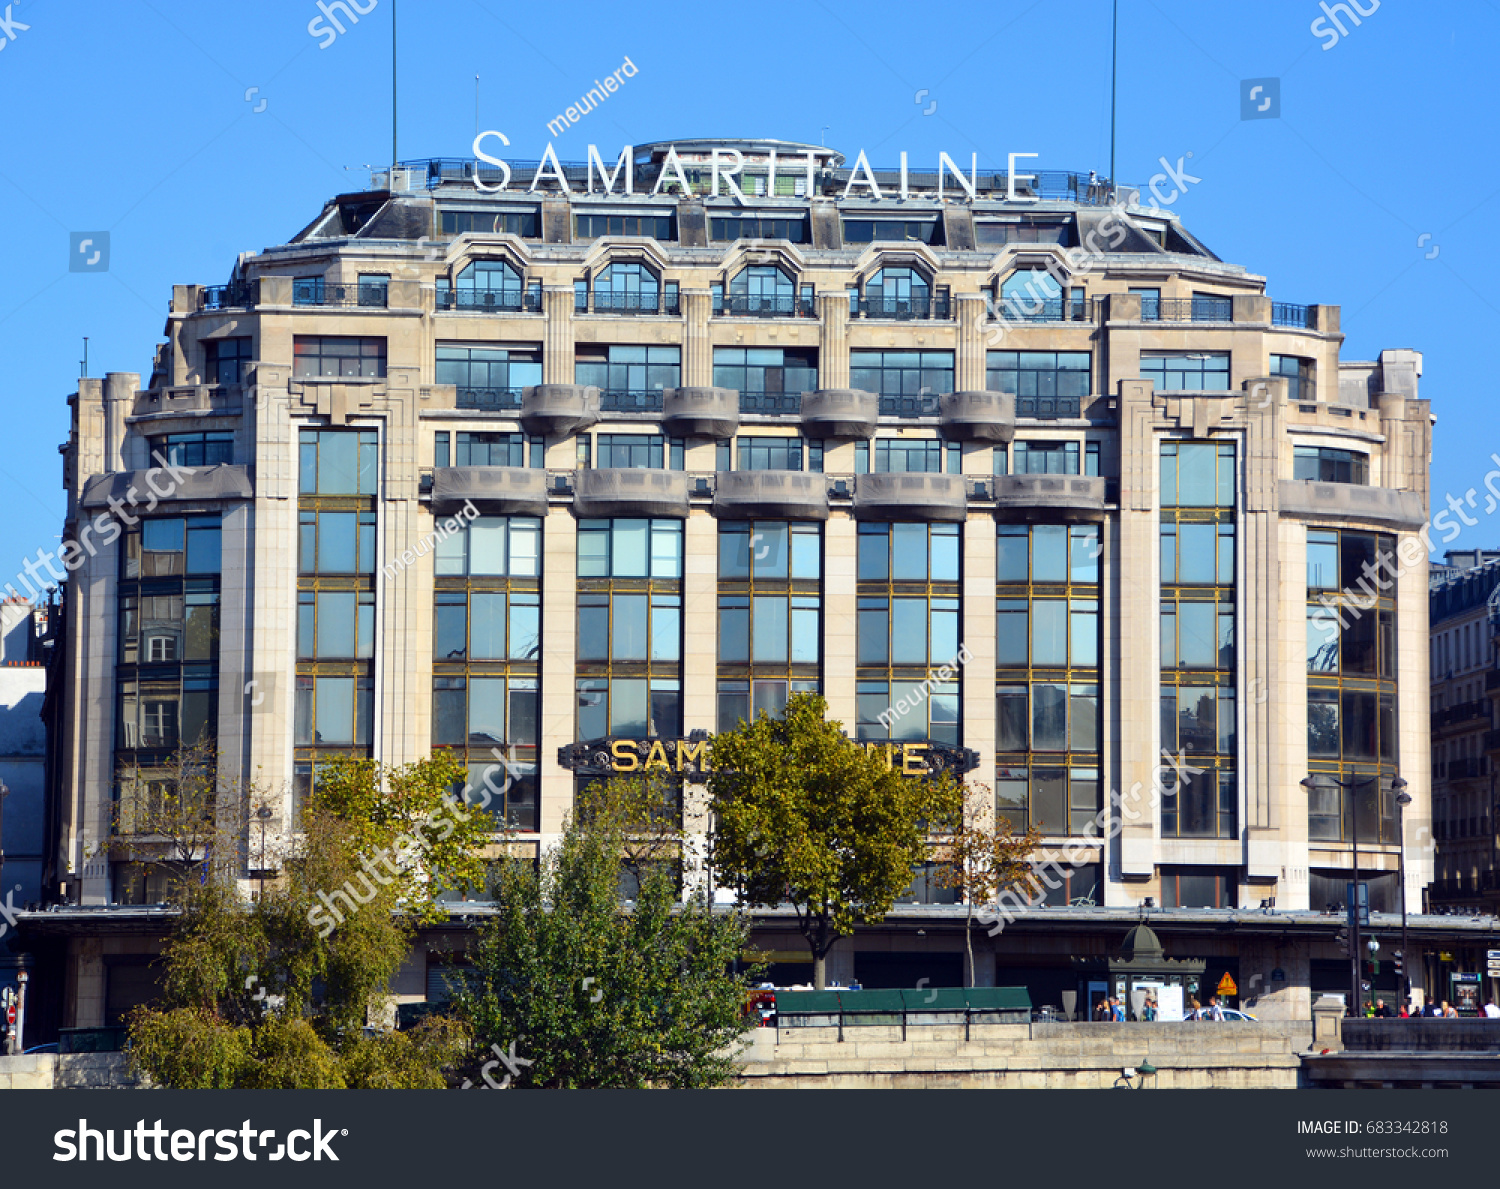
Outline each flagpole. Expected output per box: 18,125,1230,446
1109,0,1118,202
391,0,398,169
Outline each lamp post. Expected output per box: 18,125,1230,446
1302,773,1406,1017
255,806,273,901
1397,786,1413,1009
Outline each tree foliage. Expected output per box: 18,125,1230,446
455,797,759,1088
706,693,964,989
127,749,484,1089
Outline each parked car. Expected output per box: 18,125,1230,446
1185,1007,1257,1021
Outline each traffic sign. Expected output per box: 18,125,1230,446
5,1005,14,1025
1217,973,1238,996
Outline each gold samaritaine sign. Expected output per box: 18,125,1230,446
556,737,979,779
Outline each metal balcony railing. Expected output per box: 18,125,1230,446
856,295,951,321
1434,699,1492,730
292,280,389,307
715,293,815,318
994,297,1092,323
436,286,542,313
738,392,802,414
456,387,525,411
1272,302,1314,328
1016,395,1083,418
578,291,680,315
1143,296,1233,322
200,280,258,310
599,389,665,413
878,393,942,417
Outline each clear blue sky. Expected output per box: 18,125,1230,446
0,0,1494,583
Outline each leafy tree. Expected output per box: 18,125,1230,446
706,692,964,989
110,737,247,899
455,797,759,1088
931,783,1040,986
576,770,685,890
128,750,486,1088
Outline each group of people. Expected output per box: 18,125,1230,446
1362,997,1500,1017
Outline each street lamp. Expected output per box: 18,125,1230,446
255,806,273,901
1302,773,1405,1017
1396,785,1413,1009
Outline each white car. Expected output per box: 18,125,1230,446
1185,1007,1257,1021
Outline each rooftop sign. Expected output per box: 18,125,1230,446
469,131,1047,203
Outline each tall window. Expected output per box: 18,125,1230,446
725,265,800,316
1141,352,1230,392
712,348,817,414
856,437,960,474
433,516,542,831
117,516,222,759
718,522,821,731
204,338,251,385
591,262,674,314
437,259,528,311
1159,441,1237,840
292,337,386,379
999,268,1063,322
1007,440,1100,476
994,523,1101,837
1293,446,1368,485
1272,354,1313,403
435,431,544,469
1306,528,1399,844
575,346,681,412
727,436,822,473
576,519,683,740
296,431,378,762
985,351,1090,417
860,267,941,319
855,523,961,743
593,434,683,470
849,350,954,416
436,344,542,410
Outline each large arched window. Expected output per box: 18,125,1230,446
1000,268,1063,322
439,259,528,311
861,267,934,319
593,262,660,313
726,265,797,316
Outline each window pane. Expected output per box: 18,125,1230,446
891,599,928,664
317,592,356,657
651,598,680,662
1031,600,1067,666
613,521,649,577
752,596,788,663
997,688,1027,750
997,526,1028,581
469,677,507,744
891,524,929,580
470,592,507,659
314,677,354,744
1032,683,1067,750
1070,685,1098,751
470,519,508,575
1070,600,1098,668
1032,525,1067,583
610,679,649,736
318,513,356,572
612,594,648,660
510,597,540,660
1177,524,1216,583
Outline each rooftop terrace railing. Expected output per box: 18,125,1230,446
200,280,258,310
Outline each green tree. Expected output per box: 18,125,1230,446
931,782,1040,986
706,692,964,990
128,750,486,1088
456,797,759,1088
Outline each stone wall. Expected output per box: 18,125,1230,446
0,1053,141,1089
737,1020,1309,1089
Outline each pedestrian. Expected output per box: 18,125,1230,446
1188,996,1201,1018
1206,995,1224,1021
1094,997,1110,1022
1374,998,1394,1018
1111,997,1126,1023
1483,999,1500,1019
1143,994,1158,1021
1442,1000,1459,1018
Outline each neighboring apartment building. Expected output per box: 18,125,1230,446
30,137,1444,1028
1429,550,1500,916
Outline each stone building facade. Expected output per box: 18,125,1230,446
37,138,1435,1024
